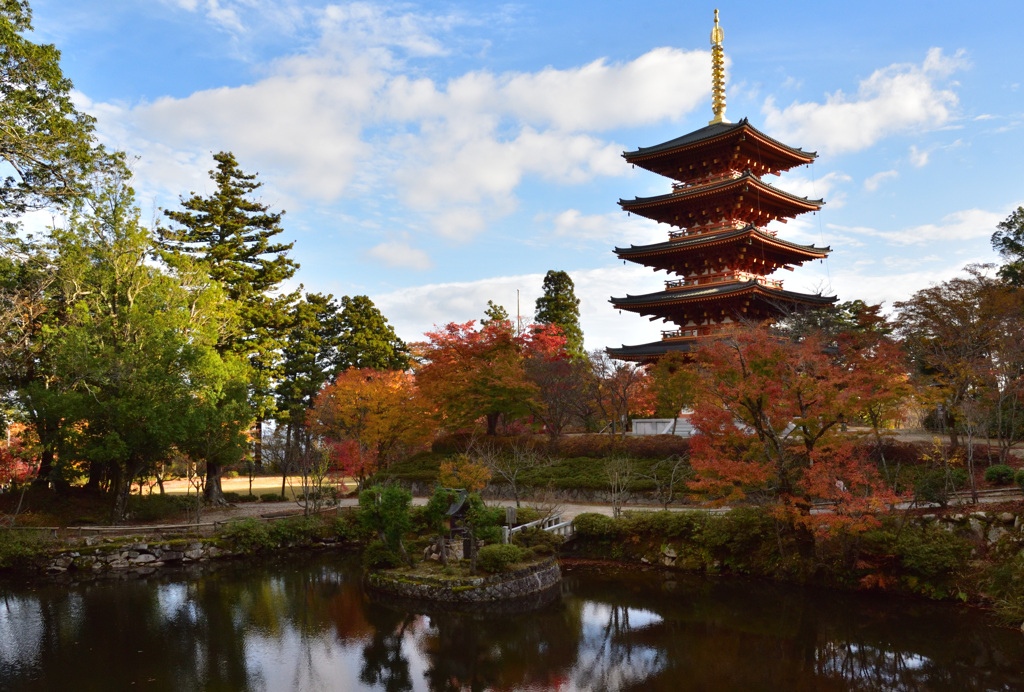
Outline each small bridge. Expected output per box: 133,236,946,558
502,513,575,544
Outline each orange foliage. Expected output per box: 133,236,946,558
309,369,434,484
689,325,904,532
438,454,492,492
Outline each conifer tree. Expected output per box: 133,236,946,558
159,151,299,499
336,295,409,371
481,300,510,326
534,270,584,359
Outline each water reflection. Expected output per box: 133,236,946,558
0,556,1021,691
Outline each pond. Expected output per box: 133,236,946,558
0,554,1021,691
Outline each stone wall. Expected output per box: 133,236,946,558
365,557,561,603
918,510,1021,546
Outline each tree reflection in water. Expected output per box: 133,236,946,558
0,556,1022,691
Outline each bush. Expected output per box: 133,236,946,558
220,518,273,553
260,493,288,503
362,539,402,569
913,468,967,507
269,516,327,545
896,525,971,593
126,494,193,522
477,543,524,573
984,464,1016,485
0,530,48,568
511,526,563,555
1016,468,1024,492
572,512,618,538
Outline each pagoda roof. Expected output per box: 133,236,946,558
623,118,816,183
611,281,836,310
614,225,829,265
619,171,823,228
607,339,696,363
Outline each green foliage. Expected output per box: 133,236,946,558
991,206,1024,286
896,525,971,581
476,543,525,573
268,516,328,545
534,270,584,359
362,539,402,569
1016,468,1024,492
0,0,98,217
220,518,273,553
481,300,510,326
985,552,1024,624
335,295,409,371
913,468,967,507
358,485,412,556
983,464,1016,485
124,494,193,523
510,526,562,555
0,530,48,568
572,512,619,538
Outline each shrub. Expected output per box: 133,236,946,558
984,464,1016,485
913,468,967,507
477,543,524,573
269,516,327,545
896,525,971,580
0,530,48,569
260,493,288,503
126,494,193,522
572,512,618,538
362,539,402,569
1016,468,1024,492
220,518,273,553
511,526,563,555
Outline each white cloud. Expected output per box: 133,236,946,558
762,48,968,155
537,209,664,248
372,264,665,350
830,207,1005,246
774,170,851,208
909,145,930,167
864,169,898,191
365,240,432,270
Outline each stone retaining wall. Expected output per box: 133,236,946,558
365,557,561,603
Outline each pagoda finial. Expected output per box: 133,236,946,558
709,9,728,125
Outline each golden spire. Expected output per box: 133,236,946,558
709,8,728,125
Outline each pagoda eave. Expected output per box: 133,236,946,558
619,172,823,228
607,339,697,363
623,118,817,184
614,226,829,273
611,282,837,324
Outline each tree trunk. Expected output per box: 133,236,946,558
204,462,223,504
486,412,499,436
253,418,263,472
32,448,53,490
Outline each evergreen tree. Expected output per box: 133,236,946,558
991,206,1024,286
159,151,299,499
0,1,98,219
481,300,510,326
336,295,409,371
534,270,584,359
275,292,344,471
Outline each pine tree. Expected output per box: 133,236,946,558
336,295,409,371
534,270,584,359
481,300,510,326
159,151,299,499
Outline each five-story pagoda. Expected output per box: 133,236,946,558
608,10,836,362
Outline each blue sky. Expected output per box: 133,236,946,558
30,0,1024,349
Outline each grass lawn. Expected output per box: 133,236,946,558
158,476,354,499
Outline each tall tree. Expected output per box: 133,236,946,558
689,326,900,533
417,321,564,435
48,161,246,519
336,295,409,371
159,151,299,500
481,300,510,327
275,292,344,473
0,1,97,219
534,270,584,359
648,351,698,435
991,206,1024,286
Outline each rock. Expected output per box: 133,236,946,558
968,518,986,541
161,551,184,562
128,543,148,551
987,526,1008,545
108,559,130,570
183,549,204,560
641,557,650,565
997,512,1015,524
130,554,157,564
46,565,67,574
922,514,936,521
84,537,98,547
662,547,678,559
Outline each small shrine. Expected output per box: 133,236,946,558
608,9,836,363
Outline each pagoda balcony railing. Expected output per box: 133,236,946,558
665,274,784,290
671,171,741,192
669,225,776,240
662,328,699,340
